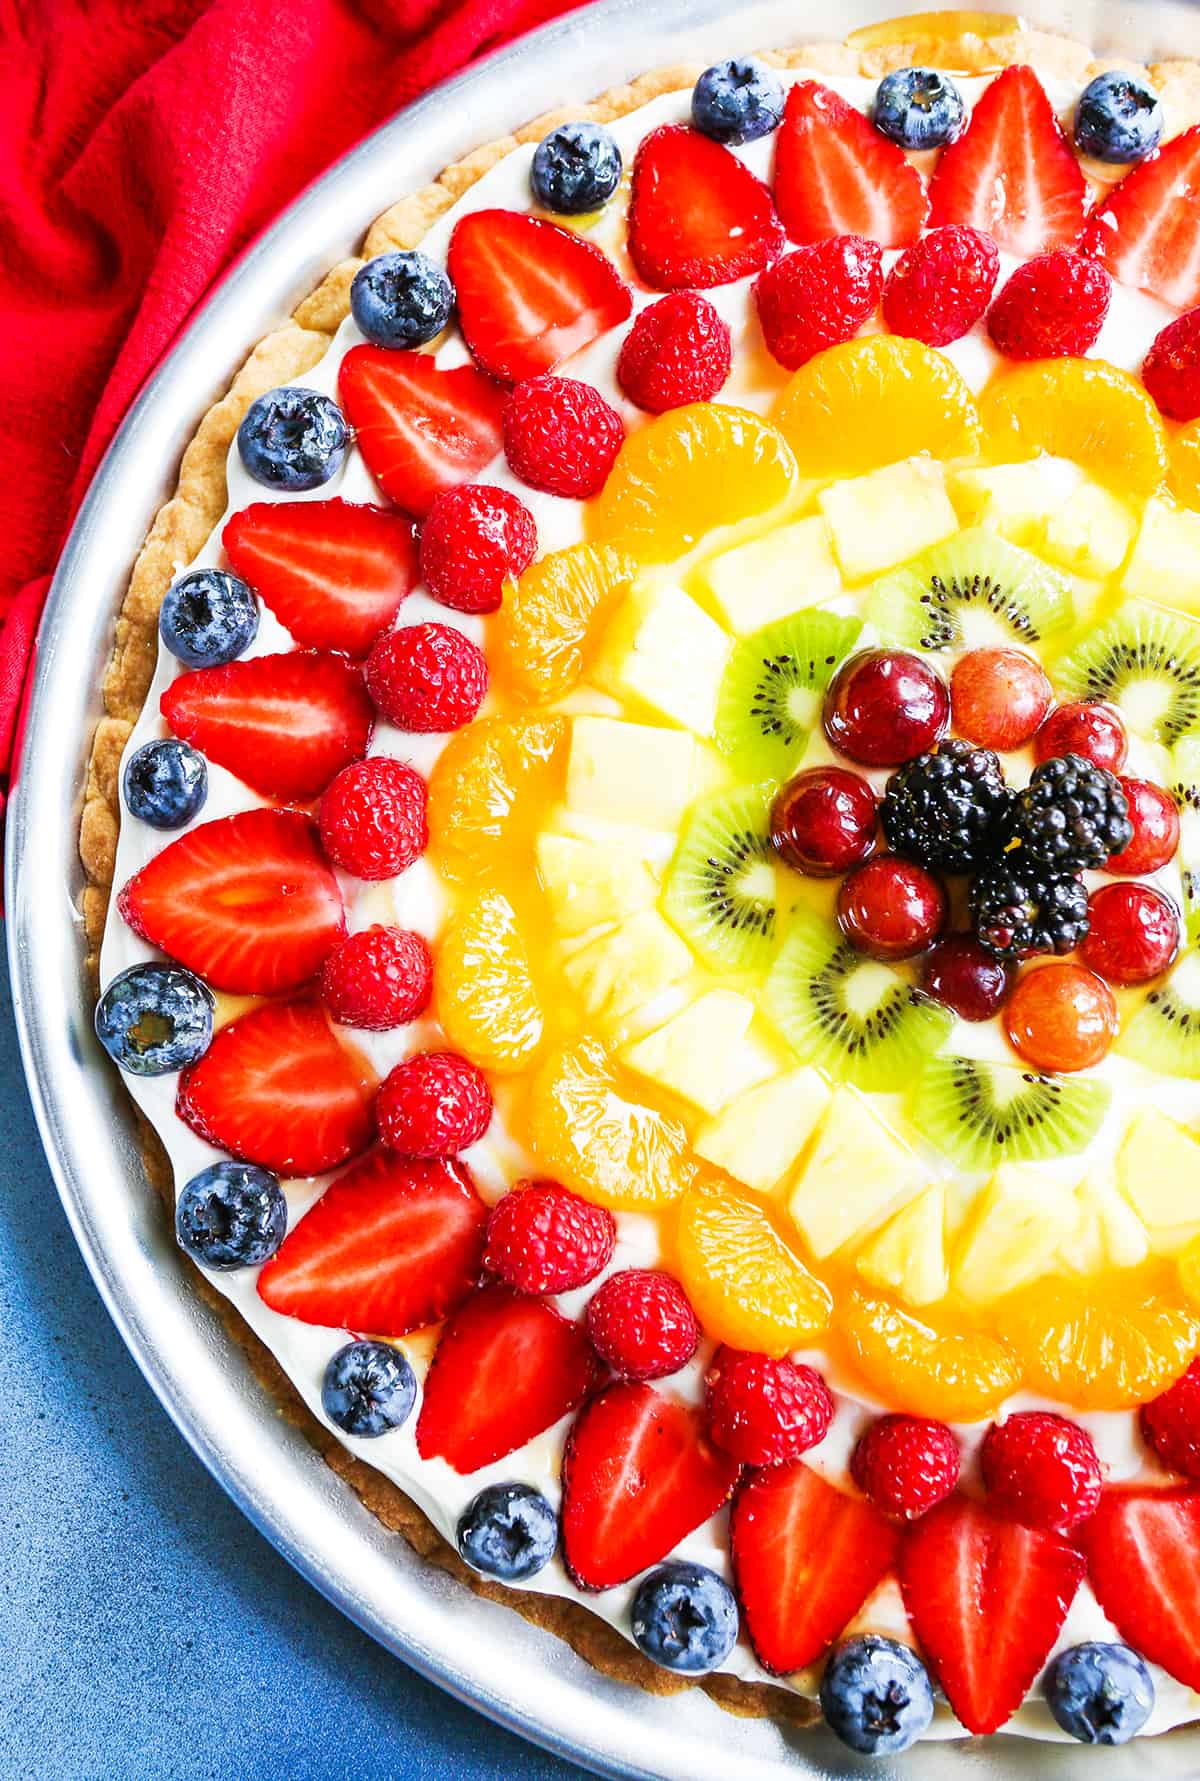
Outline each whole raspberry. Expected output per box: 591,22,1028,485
1142,308,1200,422
616,293,732,412
319,757,427,880
754,235,883,371
503,375,625,498
320,925,432,1030
981,1410,1102,1535
419,483,538,614
987,251,1113,360
585,1268,699,1381
850,1414,960,1520
704,1346,834,1466
376,1050,492,1157
366,622,487,733
1140,1357,1200,1477
882,224,1000,348
484,1179,616,1295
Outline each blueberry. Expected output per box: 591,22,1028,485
1075,71,1163,163
457,1482,557,1580
531,123,623,214
691,58,783,146
95,964,214,1077
630,1561,738,1674
237,386,348,491
1045,1641,1155,1744
123,738,207,828
350,251,454,350
159,568,258,668
873,67,965,150
176,1160,287,1270
820,1636,934,1756
321,1339,416,1438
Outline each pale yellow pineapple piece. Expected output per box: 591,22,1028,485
535,832,657,938
1041,482,1136,579
953,1165,1079,1305
592,578,731,735
1121,498,1200,618
1115,1109,1200,1254
620,990,764,1115
562,910,693,1025
949,459,1079,548
818,458,958,583
565,717,700,830
693,1065,831,1194
1058,1173,1150,1276
698,516,840,634
856,1184,949,1308
787,1086,924,1260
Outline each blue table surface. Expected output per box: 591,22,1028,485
0,954,589,1781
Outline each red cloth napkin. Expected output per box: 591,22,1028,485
0,0,579,800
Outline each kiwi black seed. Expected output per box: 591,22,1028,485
867,527,1074,654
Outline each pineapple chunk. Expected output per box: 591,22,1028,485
693,1066,831,1193
953,1165,1079,1304
1057,1173,1150,1276
856,1184,949,1308
621,990,758,1114
1041,482,1136,579
787,1086,924,1259
565,717,700,830
562,910,693,1025
535,832,658,937
819,458,958,583
1122,498,1200,618
698,516,841,634
592,578,731,734
949,459,1079,547
1115,1109,1200,1254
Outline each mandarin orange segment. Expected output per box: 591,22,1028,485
1004,1278,1200,1411
771,337,982,480
527,1035,695,1210
846,10,1020,60
1180,1236,1200,1306
838,1289,1021,1422
979,358,1169,497
492,543,634,703
676,1182,832,1357
588,403,798,562
1169,418,1200,511
427,714,566,882
436,887,545,1073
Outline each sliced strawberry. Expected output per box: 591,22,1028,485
177,999,377,1177
1078,1486,1200,1691
1082,126,1200,308
416,1283,598,1473
338,347,506,518
161,651,373,802
256,1149,487,1334
118,808,343,995
628,125,784,290
927,65,1086,255
222,500,417,660
899,1494,1084,1734
773,82,928,248
448,209,632,383
561,1381,741,1589
730,1461,899,1675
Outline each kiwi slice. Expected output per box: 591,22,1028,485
1169,738,1200,942
866,528,1074,654
912,1054,1110,1170
661,784,780,972
764,905,953,1091
1053,602,1200,746
714,610,863,781
1118,948,1200,1078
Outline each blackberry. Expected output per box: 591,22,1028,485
971,859,1090,959
1005,753,1132,870
880,739,1010,873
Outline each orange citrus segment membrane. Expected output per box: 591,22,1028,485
427,714,566,882
838,1288,1022,1422
677,1181,833,1357
493,543,635,703
436,887,545,1073
979,357,1169,497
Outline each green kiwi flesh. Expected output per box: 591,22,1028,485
1118,949,1200,1079
714,609,863,782
764,905,953,1091
661,784,780,972
912,1054,1111,1170
1052,602,1200,746
866,527,1074,654
1169,738,1200,943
